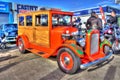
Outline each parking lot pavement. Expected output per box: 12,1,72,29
0,47,120,80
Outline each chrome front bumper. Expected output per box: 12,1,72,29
80,51,113,69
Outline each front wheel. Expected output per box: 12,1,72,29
57,48,81,74
18,38,26,54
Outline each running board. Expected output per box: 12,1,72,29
27,48,54,58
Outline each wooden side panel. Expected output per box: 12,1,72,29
18,14,26,36
35,28,49,47
24,27,34,42
18,27,25,35
18,13,34,42
33,11,50,47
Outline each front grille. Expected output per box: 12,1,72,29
90,34,99,55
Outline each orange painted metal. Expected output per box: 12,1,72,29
83,29,106,63
61,44,84,58
50,27,78,49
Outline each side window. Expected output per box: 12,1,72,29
35,14,48,26
26,16,32,26
19,16,24,26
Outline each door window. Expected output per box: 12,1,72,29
35,14,48,26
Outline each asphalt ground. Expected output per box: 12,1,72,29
0,44,120,80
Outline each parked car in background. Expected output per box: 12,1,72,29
0,24,17,42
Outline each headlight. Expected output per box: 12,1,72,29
77,38,85,47
100,35,105,42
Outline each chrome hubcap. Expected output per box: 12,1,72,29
64,57,70,65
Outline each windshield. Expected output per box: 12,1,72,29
52,14,72,27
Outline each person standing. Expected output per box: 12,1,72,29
107,10,118,26
86,11,103,30
95,14,103,29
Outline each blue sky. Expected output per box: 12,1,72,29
1,0,120,11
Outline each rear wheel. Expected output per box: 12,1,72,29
57,48,80,74
18,38,26,54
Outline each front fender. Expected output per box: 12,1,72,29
100,39,112,51
61,44,84,58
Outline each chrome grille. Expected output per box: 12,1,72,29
90,34,99,55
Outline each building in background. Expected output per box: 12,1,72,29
12,3,40,23
0,1,13,25
73,5,120,27
0,1,41,24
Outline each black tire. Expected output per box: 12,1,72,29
0,43,6,50
57,48,81,74
18,38,26,54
